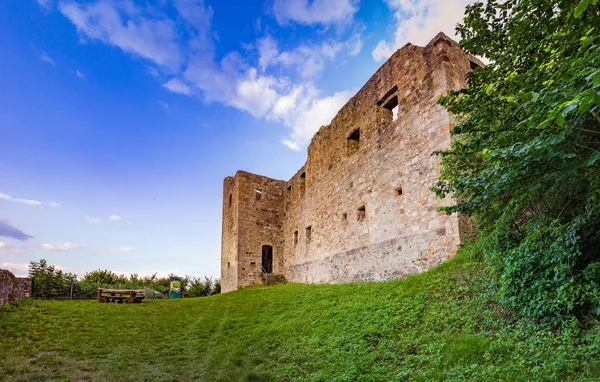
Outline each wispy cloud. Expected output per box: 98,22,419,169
162,79,193,95
157,100,169,110
272,0,358,26
36,0,53,9
0,220,34,241
85,214,124,223
55,0,363,151
39,242,83,251
84,215,102,224
372,0,475,61
40,51,56,66
0,192,60,207
0,262,30,277
259,33,363,79
0,242,22,256
76,69,85,78
59,1,182,69
113,246,134,253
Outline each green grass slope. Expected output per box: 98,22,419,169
1,247,600,381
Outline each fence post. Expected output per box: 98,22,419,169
70,280,74,299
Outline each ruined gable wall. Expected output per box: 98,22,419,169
234,171,286,289
280,34,476,283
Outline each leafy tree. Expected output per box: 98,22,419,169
29,259,77,298
186,277,220,297
434,0,600,319
81,269,119,284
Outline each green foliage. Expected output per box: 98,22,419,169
28,260,218,299
81,269,121,285
28,259,77,298
186,276,221,297
3,248,600,381
434,0,600,319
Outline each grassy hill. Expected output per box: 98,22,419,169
1,247,599,381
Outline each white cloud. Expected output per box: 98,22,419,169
40,51,56,66
269,84,354,150
54,0,360,151
39,242,83,251
262,33,363,79
162,78,193,95
0,192,59,207
0,262,29,277
37,0,53,9
84,215,102,224
0,242,21,256
184,54,283,118
85,214,125,223
157,100,169,109
372,0,475,61
273,0,358,26
257,35,279,71
372,40,395,61
113,246,134,253
76,69,85,78
172,0,214,52
59,0,182,69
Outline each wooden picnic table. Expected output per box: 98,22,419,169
97,288,145,303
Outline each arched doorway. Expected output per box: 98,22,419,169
262,245,273,274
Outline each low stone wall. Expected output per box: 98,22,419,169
0,269,32,308
284,229,458,284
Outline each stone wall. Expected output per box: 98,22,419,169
221,32,482,291
0,269,32,308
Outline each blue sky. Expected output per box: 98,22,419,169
0,0,473,278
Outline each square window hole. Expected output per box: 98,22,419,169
255,189,262,200
357,206,366,221
396,187,403,196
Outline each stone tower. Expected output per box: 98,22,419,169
221,32,482,293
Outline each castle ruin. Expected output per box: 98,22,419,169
221,33,481,293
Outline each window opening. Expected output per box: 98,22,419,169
357,206,366,221
255,189,262,200
299,172,306,195
470,60,481,71
306,226,312,243
294,231,298,245
346,128,360,155
396,187,403,196
342,213,347,221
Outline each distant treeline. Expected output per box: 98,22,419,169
29,259,220,299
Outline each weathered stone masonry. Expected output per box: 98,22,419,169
0,269,32,308
221,33,482,292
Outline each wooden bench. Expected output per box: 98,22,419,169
97,288,145,303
